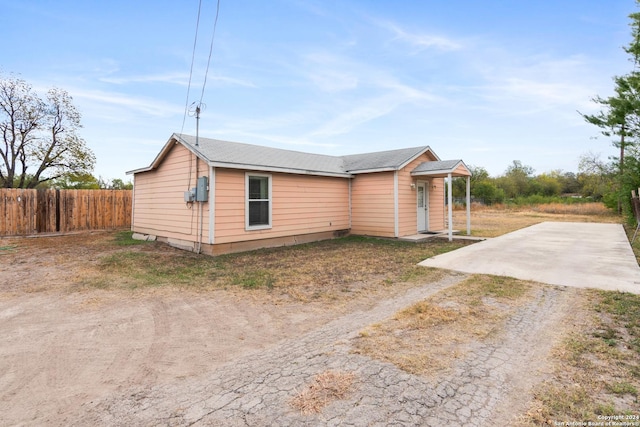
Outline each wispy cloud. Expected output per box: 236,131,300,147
374,20,462,52
72,88,181,118
100,72,256,88
466,53,604,118
303,53,360,92
100,72,189,86
218,129,339,149
309,86,437,138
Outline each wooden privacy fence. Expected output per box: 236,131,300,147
0,189,132,236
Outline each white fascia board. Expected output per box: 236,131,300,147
207,161,352,178
397,146,440,170
348,167,397,174
127,134,201,175
410,161,470,177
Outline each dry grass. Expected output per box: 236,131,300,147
291,370,356,415
353,275,534,376
521,290,640,425
454,203,621,238
70,235,467,303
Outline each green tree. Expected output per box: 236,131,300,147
496,160,535,198
556,171,581,194
53,173,101,189
620,146,640,220
581,3,640,212
0,75,95,188
473,180,505,205
530,173,562,197
109,178,133,190
577,152,616,202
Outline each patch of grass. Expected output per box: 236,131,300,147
113,231,154,246
353,274,535,376
453,202,621,238
76,235,467,298
607,382,638,396
460,275,531,302
94,251,213,289
291,370,356,415
394,301,459,327
231,270,275,289
596,291,640,352
526,384,617,424
0,244,17,252
523,290,640,424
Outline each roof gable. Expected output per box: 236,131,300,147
411,159,472,177
342,146,437,173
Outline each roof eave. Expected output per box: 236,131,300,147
348,167,397,174
397,146,439,170
127,133,208,175
410,160,472,178
209,161,352,178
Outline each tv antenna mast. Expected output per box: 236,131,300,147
188,102,206,147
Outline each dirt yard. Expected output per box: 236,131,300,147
0,206,637,426
0,232,460,425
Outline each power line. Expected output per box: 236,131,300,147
180,0,204,136
200,0,221,104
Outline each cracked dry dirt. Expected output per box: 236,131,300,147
0,233,580,426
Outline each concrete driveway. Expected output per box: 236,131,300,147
420,222,640,294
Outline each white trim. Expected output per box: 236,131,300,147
394,171,399,238
348,179,352,230
209,161,351,178
397,146,440,170
245,172,273,231
410,160,471,177
130,176,136,230
416,180,428,232
466,176,471,236
348,167,396,174
447,173,453,242
209,166,215,244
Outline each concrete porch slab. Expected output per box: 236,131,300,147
419,222,640,294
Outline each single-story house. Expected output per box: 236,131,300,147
128,133,471,255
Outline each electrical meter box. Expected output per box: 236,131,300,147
184,188,196,203
196,176,208,202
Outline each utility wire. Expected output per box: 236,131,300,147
180,0,204,136
199,0,221,104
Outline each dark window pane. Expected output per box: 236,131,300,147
248,176,268,199
249,200,269,226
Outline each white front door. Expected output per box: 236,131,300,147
417,182,428,232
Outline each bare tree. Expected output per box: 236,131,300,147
0,75,95,188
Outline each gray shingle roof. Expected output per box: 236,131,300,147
341,146,432,172
129,133,461,177
412,159,462,173
174,134,435,176
411,159,471,177
177,134,347,176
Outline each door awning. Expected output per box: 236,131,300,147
411,159,472,241
411,159,471,178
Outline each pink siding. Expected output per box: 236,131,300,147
397,157,422,237
429,178,445,230
214,169,350,244
350,172,395,237
397,153,446,236
454,163,471,176
132,144,210,242
133,143,455,250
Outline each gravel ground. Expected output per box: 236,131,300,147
69,274,575,427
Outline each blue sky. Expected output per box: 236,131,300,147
1,0,636,181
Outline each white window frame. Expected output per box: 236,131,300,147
245,172,272,231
